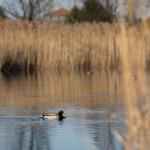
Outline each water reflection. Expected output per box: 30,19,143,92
0,69,126,150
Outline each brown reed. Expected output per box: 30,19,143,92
109,23,150,150
122,22,150,149
0,20,150,71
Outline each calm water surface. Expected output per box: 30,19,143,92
0,70,126,150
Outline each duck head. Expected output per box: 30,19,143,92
58,110,66,116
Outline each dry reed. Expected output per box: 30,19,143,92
109,23,150,150
122,23,150,149
0,20,150,71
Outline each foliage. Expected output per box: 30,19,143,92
0,6,6,19
81,0,112,23
65,0,112,23
65,6,82,23
147,17,150,28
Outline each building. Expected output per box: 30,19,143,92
45,8,71,21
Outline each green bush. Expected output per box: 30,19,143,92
65,0,112,23
65,6,82,23
82,0,112,23
0,6,6,19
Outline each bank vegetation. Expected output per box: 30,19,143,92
0,20,150,71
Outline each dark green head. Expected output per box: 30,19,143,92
58,110,66,116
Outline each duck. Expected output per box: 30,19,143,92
130,75,137,79
40,110,66,120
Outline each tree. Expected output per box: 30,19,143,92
0,6,7,19
116,0,150,25
81,0,119,21
99,0,119,21
65,5,82,23
65,0,112,23
4,0,53,21
81,0,112,23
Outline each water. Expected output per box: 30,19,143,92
0,70,125,150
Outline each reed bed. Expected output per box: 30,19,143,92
109,24,150,150
0,20,150,70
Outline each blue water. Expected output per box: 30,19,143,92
0,70,125,150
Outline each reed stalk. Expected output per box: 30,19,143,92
0,20,150,70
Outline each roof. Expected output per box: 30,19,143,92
46,8,71,16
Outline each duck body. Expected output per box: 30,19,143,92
40,110,66,120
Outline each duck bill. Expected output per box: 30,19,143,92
63,113,66,115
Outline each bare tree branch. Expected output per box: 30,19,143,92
4,0,53,21
98,0,119,21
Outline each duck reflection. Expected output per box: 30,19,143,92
42,117,67,121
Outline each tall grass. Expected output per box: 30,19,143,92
109,23,150,150
122,23,150,149
0,20,150,70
